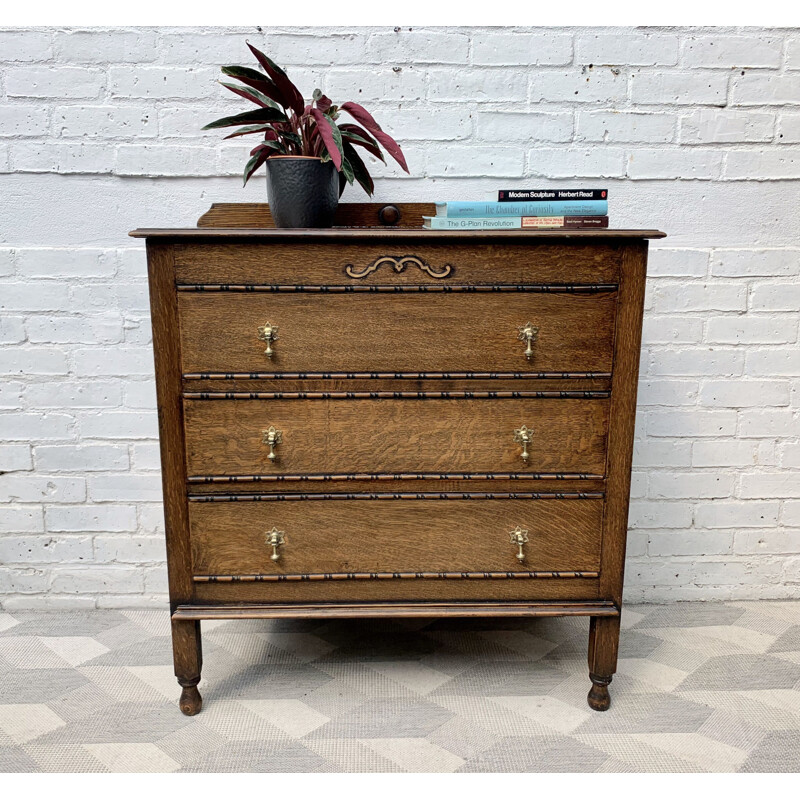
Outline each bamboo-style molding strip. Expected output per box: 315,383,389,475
172,601,620,620
187,491,605,502
176,283,619,294
187,472,605,484
184,390,611,401
183,371,613,380
193,570,600,583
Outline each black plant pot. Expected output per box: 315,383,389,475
265,156,340,228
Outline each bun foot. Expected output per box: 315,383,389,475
587,674,611,711
179,682,202,716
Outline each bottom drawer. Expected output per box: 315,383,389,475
188,497,603,580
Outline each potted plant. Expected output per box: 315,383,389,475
203,42,410,228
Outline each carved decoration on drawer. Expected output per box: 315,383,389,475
345,255,453,280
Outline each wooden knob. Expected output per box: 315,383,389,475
378,205,401,226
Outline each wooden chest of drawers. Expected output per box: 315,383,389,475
131,202,664,716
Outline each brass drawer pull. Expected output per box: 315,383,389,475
517,322,539,360
510,526,529,562
262,426,283,461
265,527,286,561
513,425,533,462
258,322,279,358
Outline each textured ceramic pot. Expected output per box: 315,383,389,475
265,156,339,228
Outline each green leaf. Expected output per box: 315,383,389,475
219,81,282,110
222,124,273,140
203,107,288,130
243,150,269,186
343,140,374,196
340,155,355,185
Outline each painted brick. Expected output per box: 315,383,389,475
88,474,162,502
108,67,216,99
0,535,92,563
681,35,782,68
427,146,523,178
692,440,759,468
131,442,161,471
123,380,156,409
647,409,737,437
477,112,573,143
633,439,692,468
54,30,158,63
627,148,723,180
734,530,800,555
650,348,745,377
379,106,473,141
642,317,703,345
0,381,24,409
530,68,627,104
649,472,733,499
0,282,70,311
472,32,572,66
0,105,51,137
637,379,699,406
367,31,469,64
0,316,26,345
653,283,746,312
6,66,105,99
0,475,86,503
577,34,678,66
526,147,627,179
647,531,733,557
73,347,154,377
738,409,799,438
0,30,52,61
679,110,775,144
94,535,165,563
10,141,114,174
46,504,137,533
696,501,780,529
266,33,371,66
15,248,116,278
725,149,800,180
0,506,43,533
158,32,256,65
778,113,800,143
628,501,693,529
324,68,426,102
706,317,797,345
712,250,800,278
750,282,800,311
54,106,156,139
699,380,790,408
26,315,123,345
731,74,800,105
34,444,129,472
79,412,158,440
740,473,800,499
116,145,216,177
0,413,74,441
50,566,143,594
577,111,675,143
783,502,800,526
0,348,69,376
429,69,528,103
780,443,800,468
746,349,800,377
0,444,33,472
24,381,122,408
630,70,728,105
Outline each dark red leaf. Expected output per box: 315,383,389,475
339,124,385,162
219,81,279,109
343,140,375,196
221,66,285,107
246,42,305,117
340,102,409,173
310,108,343,170
243,149,270,186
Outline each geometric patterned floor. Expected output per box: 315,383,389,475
1,602,799,772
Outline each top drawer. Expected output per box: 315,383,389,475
177,290,617,375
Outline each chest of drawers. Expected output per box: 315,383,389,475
131,202,664,716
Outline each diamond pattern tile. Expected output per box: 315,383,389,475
0,603,798,772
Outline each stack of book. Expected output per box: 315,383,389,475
423,189,609,230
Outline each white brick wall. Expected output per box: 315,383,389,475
1,25,799,608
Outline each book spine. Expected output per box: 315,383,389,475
423,216,522,230
423,216,609,230
521,216,609,229
440,200,608,218
498,189,607,202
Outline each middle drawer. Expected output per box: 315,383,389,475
184,397,609,477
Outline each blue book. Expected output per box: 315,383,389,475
436,200,608,218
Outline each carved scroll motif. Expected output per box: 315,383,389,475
345,255,453,280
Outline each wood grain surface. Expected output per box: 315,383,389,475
177,291,617,374
183,396,609,476
189,498,603,575
172,241,622,285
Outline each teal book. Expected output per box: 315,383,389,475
436,200,608,218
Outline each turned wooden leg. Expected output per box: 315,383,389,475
172,619,203,716
587,615,620,712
